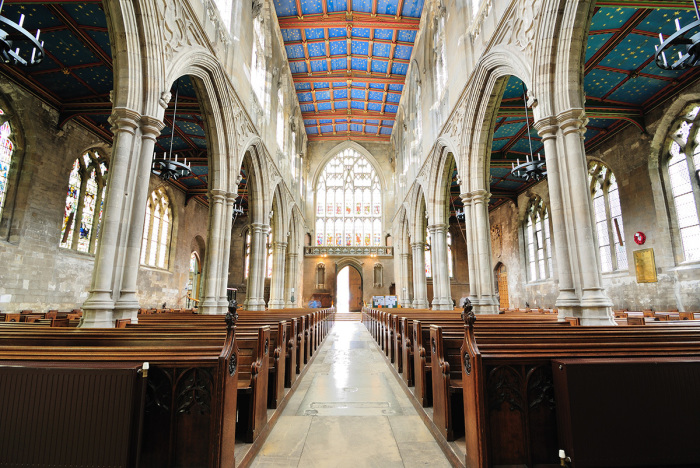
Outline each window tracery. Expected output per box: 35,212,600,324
665,106,700,262
141,187,172,269
425,228,432,278
315,148,382,246
0,110,15,220
59,150,108,254
524,197,552,281
251,9,267,105
588,161,628,272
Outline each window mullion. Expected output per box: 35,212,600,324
71,168,89,250
603,184,617,271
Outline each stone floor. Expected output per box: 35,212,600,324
250,322,453,468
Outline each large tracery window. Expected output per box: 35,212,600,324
589,161,628,272
666,106,700,262
524,197,553,282
0,110,15,220
433,11,448,101
315,148,382,246
276,88,285,150
251,9,267,105
266,230,273,278
141,187,172,269
60,150,108,254
425,229,432,278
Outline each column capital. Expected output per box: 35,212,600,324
140,116,165,139
427,223,449,234
400,252,410,259
534,116,558,140
109,107,141,135
410,241,426,249
273,241,288,250
250,223,270,234
556,108,587,136
209,189,227,202
225,192,238,204
468,189,490,204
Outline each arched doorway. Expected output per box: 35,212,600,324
495,263,509,310
337,265,363,313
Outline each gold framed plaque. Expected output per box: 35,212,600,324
633,248,657,283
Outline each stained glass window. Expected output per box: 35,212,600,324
141,187,172,269
276,88,284,150
315,148,382,246
425,228,432,278
666,107,700,262
251,11,266,104
59,150,108,254
244,230,251,278
525,197,553,281
447,232,453,278
266,231,273,278
588,161,628,271
0,115,13,220
434,12,448,101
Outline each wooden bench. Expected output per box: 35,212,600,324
0,316,239,468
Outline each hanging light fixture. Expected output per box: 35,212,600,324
152,78,193,181
655,1,700,70
510,83,546,183
0,0,45,66
232,197,244,224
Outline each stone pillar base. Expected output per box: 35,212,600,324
412,300,430,309
199,299,223,315
113,306,139,324
268,300,285,309
244,299,266,311
557,305,616,326
432,301,454,311
79,308,115,328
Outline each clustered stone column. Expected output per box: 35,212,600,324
283,250,298,307
411,241,430,308
535,110,615,325
244,223,269,311
429,224,453,310
199,189,227,315
82,108,164,327
461,190,498,314
217,192,237,310
268,240,288,309
398,252,412,307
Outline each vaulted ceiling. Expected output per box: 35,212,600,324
272,0,425,142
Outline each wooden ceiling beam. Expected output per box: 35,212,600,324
302,110,395,119
584,9,652,74
294,72,405,84
277,12,420,30
46,5,113,71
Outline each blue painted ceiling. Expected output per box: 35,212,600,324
273,0,424,140
485,3,700,211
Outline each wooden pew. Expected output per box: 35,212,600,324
460,315,700,468
0,318,239,468
235,326,270,443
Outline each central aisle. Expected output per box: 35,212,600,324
250,322,452,467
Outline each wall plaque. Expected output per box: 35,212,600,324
633,248,657,283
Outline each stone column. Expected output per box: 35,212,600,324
462,190,498,314
535,117,578,316
199,189,226,315
114,117,164,322
429,224,453,310
244,223,268,311
398,252,412,307
82,109,141,328
284,251,298,308
411,242,430,308
557,109,614,325
268,241,287,309
217,192,237,310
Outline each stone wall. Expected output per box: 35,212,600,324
0,84,210,313
488,88,700,312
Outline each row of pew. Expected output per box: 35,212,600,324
0,309,82,326
0,306,334,467
362,306,700,468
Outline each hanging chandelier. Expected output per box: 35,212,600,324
232,197,244,223
655,1,700,70
0,1,45,66
511,84,546,183
152,79,193,182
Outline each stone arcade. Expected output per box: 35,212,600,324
1,0,700,467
